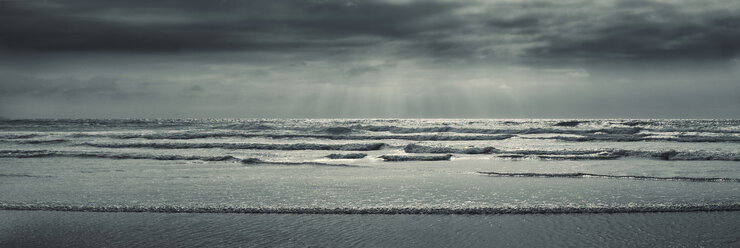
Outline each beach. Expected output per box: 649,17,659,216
3,210,739,247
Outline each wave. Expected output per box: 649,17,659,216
505,150,740,161
0,150,356,167
81,142,387,151
95,132,740,143
523,134,740,142
1,139,69,144
2,203,739,215
351,125,642,135
378,154,453,161
401,145,740,161
72,133,516,141
239,158,357,167
666,135,740,143
477,172,740,182
0,173,52,178
325,153,367,159
0,134,42,139
530,153,623,160
404,144,498,154
553,120,586,127
0,150,242,162
521,134,649,142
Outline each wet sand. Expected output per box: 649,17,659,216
2,210,739,247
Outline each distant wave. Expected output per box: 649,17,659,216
507,150,740,161
0,150,242,162
0,134,42,139
0,139,69,144
378,154,453,161
2,203,739,214
553,120,585,127
81,142,386,151
0,150,356,167
71,133,516,141
523,134,740,142
0,173,52,178
403,144,740,161
477,172,740,182
530,153,623,160
404,144,498,154
240,158,357,167
75,131,740,143
325,153,367,159
351,125,642,135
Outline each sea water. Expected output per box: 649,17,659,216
1,119,740,246
1,119,739,213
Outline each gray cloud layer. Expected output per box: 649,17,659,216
0,0,739,118
3,0,738,61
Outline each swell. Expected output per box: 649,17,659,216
0,173,53,178
378,154,453,161
404,144,497,154
240,158,357,167
72,133,516,141
68,131,740,143
0,150,242,161
0,150,355,167
403,144,740,161
351,125,643,135
81,142,386,151
2,203,739,215
0,139,69,144
477,172,740,182
326,153,367,159
522,135,740,143
0,134,42,139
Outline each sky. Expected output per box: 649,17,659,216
1,0,739,118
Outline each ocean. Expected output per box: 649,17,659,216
1,119,739,246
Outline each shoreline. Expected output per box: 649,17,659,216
2,204,740,215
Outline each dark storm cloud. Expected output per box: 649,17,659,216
1,0,738,62
0,0,461,53
527,5,740,61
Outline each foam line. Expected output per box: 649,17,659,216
2,203,739,214
477,172,740,182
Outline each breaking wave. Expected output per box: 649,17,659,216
378,154,453,161
553,120,585,127
504,150,740,161
350,125,642,135
63,127,740,143
0,150,241,162
1,139,69,144
239,158,356,167
81,142,387,151
2,203,739,214
477,172,740,182
0,150,356,167
523,134,740,142
404,144,498,154
325,153,367,159
402,144,740,161
72,133,516,141
0,134,42,139
0,173,52,178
